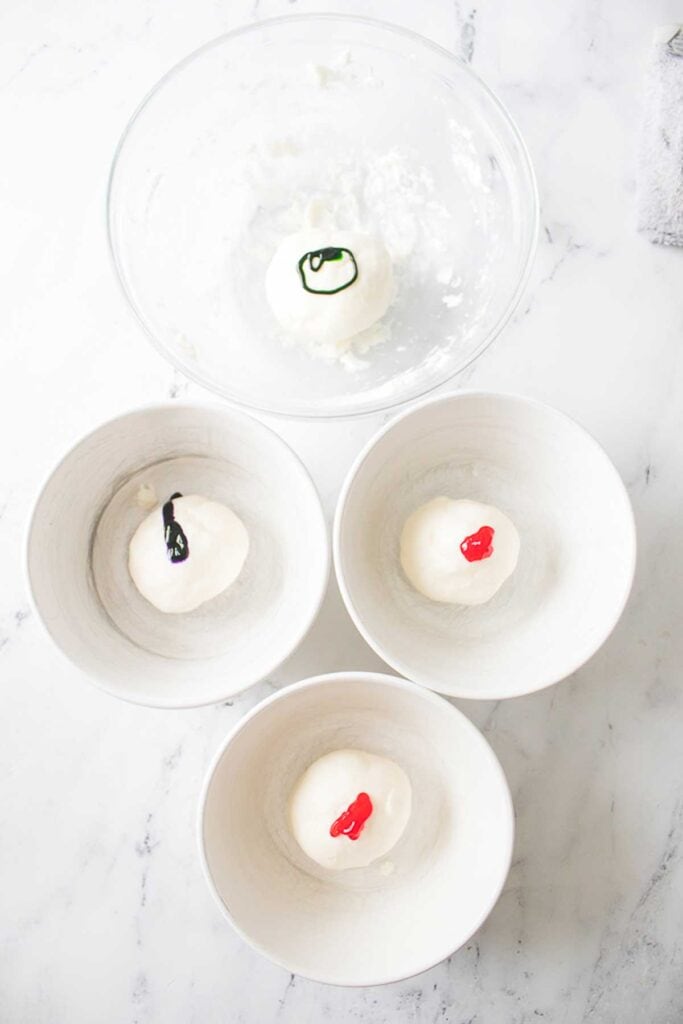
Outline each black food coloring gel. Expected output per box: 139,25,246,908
162,492,189,563
297,247,358,294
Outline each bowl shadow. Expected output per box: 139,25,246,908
270,572,393,686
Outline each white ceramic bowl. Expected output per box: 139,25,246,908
334,392,636,700
200,672,513,985
25,404,329,708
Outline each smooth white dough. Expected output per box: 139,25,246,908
289,749,412,871
400,497,520,606
128,494,249,614
265,228,394,347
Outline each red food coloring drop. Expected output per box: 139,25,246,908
330,792,373,841
460,525,495,562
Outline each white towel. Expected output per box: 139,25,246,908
638,26,683,246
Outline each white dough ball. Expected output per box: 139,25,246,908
289,749,412,871
128,494,249,614
265,228,394,346
400,497,520,606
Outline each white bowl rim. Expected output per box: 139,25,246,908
106,12,540,421
23,400,331,710
333,390,638,700
198,670,515,986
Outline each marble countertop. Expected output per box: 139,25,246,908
2,0,682,1020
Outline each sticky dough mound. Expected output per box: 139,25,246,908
128,494,249,614
400,497,520,606
265,228,394,349
289,748,412,871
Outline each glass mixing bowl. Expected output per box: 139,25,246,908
108,15,538,418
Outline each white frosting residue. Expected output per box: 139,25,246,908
135,483,158,510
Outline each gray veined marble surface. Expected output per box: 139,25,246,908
1,0,682,1021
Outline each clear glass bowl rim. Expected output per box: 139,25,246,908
106,12,540,420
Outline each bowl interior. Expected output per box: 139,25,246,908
109,15,537,417
336,394,635,699
27,405,328,707
201,674,513,985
